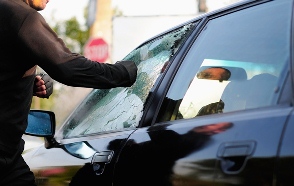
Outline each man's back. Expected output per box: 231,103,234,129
0,0,37,153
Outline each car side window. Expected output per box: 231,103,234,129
59,23,196,139
158,0,292,121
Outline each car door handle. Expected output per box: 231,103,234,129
91,150,114,175
217,141,256,174
92,151,114,163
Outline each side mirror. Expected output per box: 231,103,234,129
26,110,59,149
26,110,56,136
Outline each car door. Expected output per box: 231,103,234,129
23,21,197,186
112,0,294,185
278,111,294,186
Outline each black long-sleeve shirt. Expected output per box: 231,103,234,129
0,0,137,154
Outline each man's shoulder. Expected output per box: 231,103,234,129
0,0,33,16
0,0,37,32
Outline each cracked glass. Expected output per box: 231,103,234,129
60,23,196,139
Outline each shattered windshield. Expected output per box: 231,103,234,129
61,23,196,139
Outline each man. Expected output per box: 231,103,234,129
196,67,231,82
195,67,231,116
0,0,137,185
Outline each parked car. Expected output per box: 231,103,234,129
23,0,294,185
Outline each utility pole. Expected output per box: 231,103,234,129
87,0,112,64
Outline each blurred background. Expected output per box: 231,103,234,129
29,0,241,140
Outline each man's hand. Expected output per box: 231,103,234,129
33,74,53,98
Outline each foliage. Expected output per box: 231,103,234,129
52,17,90,54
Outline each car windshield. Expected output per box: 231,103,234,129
59,23,196,139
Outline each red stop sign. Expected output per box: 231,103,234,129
84,38,109,63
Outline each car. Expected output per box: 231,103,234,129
23,0,294,185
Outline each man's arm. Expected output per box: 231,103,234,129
19,12,137,89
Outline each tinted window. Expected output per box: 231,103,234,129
59,23,196,138
160,0,292,121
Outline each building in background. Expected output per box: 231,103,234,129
85,0,241,64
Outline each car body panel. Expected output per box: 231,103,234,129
113,106,292,185
23,130,135,185
277,111,294,185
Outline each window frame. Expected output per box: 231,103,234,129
154,0,293,124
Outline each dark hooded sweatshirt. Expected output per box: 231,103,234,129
0,0,137,155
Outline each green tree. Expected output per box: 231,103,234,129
52,17,90,54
